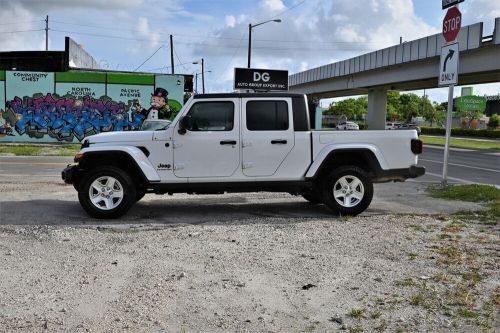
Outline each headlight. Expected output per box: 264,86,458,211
74,152,84,163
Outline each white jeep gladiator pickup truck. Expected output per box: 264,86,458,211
62,93,424,219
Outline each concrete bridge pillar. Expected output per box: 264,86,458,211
367,88,387,130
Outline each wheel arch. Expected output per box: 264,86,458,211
307,148,384,181
76,148,159,188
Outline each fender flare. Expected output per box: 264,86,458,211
305,144,388,179
80,145,160,182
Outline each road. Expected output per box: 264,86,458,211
1,145,498,185
417,145,500,186
1,148,495,225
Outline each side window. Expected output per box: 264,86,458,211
186,102,234,131
246,100,289,131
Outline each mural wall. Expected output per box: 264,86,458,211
0,70,185,142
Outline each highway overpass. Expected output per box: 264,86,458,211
289,17,500,129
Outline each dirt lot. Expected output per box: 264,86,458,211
0,170,498,332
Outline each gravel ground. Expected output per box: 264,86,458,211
0,176,498,332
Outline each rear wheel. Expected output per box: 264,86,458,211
322,166,373,216
78,166,136,219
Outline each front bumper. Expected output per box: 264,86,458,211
62,164,78,184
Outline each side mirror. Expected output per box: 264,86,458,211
178,116,189,135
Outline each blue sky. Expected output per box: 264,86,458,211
1,0,499,102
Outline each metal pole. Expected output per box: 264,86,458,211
247,24,252,68
201,58,205,94
194,73,198,94
45,15,49,51
170,34,174,74
441,85,454,187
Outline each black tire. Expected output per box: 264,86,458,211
78,166,137,219
301,192,322,204
135,189,146,202
321,165,373,216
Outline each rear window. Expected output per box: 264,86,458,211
246,100,289,131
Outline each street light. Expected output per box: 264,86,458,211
248,19,281,68
195,70,211,94
193,58,206,93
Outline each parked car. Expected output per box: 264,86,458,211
397,123,421,135
336,121,360,130
385,122,402,130
62,93,424,219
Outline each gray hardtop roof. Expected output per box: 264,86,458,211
193,92,306,99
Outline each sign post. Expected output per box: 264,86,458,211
440,5,462,188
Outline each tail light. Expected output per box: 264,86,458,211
411,139,423,154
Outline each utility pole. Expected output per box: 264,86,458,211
201,58,205,94
45,15,49,51
169,34,174,74
247,24,252,68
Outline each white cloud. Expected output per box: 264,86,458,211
463,0,500,33
260,0,286,12
136,17,162,48
0,3,45,51
12,0,144,10
225,15,236,28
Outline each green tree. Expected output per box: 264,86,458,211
420,96,436,126
399,93,422,121
387,91,402,120
326,97,367,120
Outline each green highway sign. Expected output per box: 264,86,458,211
456,95,486,111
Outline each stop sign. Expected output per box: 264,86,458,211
443,7,461,43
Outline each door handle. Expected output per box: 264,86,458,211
220,140,237,145
271,139,287,144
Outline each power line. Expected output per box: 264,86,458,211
0,20,43,26
173,45,188,72
50,20,379,45
266,0,307,20
133,45,164,72
147,61,193,72
0,29,44,34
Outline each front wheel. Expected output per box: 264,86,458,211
78,166,136,219
322,166,373,216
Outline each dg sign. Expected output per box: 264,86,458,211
234,68,288,91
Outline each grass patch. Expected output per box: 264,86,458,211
347,325,364,333
420,136,500,150
0,143,80,156
374,320,387,332
395,278,416,287
429,185,500,221
462,272,482,286
427,184,500,203
442,220,466,233
348,308,366,319
438,245,462,259
369,311,382,319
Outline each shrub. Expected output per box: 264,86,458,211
488,114,500,129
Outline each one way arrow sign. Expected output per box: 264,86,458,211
439,42,459,87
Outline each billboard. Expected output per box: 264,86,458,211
0,70,186,142
234,68,288,91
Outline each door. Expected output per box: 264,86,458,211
241,98,294,177
173,100,240,178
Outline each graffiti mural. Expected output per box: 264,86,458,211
0,70,186,142
3,93,146,142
